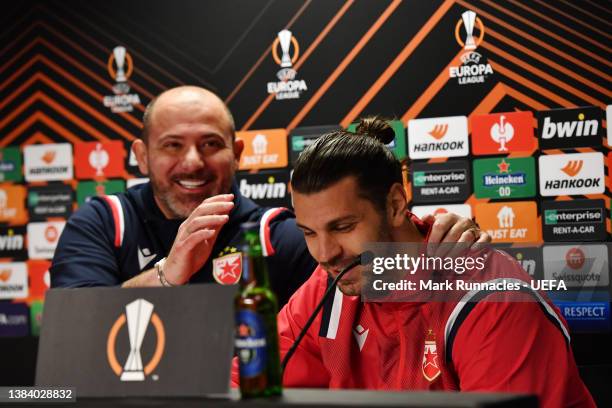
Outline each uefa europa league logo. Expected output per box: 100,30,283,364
461,11,477,50
277,30,293,68
113,46,128,82
120,299,154,381
272,29,300,81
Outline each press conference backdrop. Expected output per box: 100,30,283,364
0,0,610,389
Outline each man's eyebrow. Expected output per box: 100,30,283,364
326,215,359,228
296,215,358,231
295,222,311,230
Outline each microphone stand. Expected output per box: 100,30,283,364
281,251,373,371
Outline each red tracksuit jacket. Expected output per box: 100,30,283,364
233,217,595,407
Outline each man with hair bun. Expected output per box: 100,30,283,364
274,117,594,407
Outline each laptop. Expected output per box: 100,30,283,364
36,285,236,398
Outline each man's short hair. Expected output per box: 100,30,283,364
140,88,236,143
291,116,402,212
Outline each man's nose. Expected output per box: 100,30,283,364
181,145,205,170
317,234,342,266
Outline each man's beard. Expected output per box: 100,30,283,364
149,171,231,219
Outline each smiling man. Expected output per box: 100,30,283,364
51,86,315,305
279,118,594,408
51,86,489,307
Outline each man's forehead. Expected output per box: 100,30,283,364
149,92,232,136
294,181,369,228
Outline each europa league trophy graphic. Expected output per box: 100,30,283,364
461,11,477,51
113,46,128,82
120,299,154,381
277,30,293,68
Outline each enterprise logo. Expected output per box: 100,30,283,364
411,161,471,203
542,199,606,241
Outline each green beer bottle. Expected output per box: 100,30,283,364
234,222,282,398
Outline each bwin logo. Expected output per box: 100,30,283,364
542,113,598,139
0,229,23,251
514,252,536,276
240,177,287,200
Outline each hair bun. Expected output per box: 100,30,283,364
355,115,395,145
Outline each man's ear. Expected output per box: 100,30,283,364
233,138,244,163
386,183,408,227
131,139,149,175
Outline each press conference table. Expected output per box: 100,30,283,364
30,389,537,407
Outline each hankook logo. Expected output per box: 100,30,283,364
539,153,604,196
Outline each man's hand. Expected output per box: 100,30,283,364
422,213,491,257
162,194,234,285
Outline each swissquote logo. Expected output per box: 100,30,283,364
410,204,472,220
543,245,608,288
24,144,73,182
407,116,469,159
449,10,494,85
107,299,165,381
27,221,66,260
538,152,604,196
537,106,602,149
267,30,308,100
103,46,141,113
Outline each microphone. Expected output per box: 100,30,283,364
281,251,374,371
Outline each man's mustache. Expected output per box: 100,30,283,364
171,172,216,182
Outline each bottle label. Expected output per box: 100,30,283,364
235,310,267,378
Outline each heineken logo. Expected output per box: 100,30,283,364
473,157,535,199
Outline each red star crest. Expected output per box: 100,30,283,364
213,252,242,285
497,159,510,173
422,330,441,382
